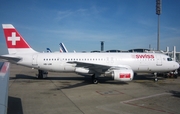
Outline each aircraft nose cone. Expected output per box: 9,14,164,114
174,62,180,69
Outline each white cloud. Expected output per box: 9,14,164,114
163,26,180,33
55,6,107,22
56,10,73,20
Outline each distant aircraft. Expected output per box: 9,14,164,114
46,43,68,53
46,48,52,53
1,24,179,84
59,43,68,53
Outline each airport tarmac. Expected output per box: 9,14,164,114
7,63,180,114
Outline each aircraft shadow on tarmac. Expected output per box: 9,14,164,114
10,74,37,80
169,90,180,98
10,73,169,82
49,76,128,89
8,96,23,114
10,74,128,89
133,74,165,81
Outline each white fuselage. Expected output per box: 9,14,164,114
15,52,179,73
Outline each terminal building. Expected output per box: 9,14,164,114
105,47,180,63
93,42,180,62
92,46,180,63
128,47,180,63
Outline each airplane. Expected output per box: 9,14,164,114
46,48,52,53
46,43,68,53
0,24,179,84
60,43,68,53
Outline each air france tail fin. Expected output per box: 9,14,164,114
59,48,63,53
59,43,68,53
46,48,52,53
2,24,37,54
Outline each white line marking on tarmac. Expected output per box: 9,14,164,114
121,92,171,103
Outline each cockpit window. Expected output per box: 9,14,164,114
167,58,172,61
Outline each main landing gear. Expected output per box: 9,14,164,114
37,70,48,79
92,74,99,84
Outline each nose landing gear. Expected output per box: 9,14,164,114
154,72,158,82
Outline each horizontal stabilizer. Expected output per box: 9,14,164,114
0,55,21,63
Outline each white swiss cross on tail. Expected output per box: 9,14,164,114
2,24,37,54
8,32,20,45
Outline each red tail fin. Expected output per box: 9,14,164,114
2,24,37,54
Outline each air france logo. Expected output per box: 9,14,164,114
8,32,20,45
132,54,155,59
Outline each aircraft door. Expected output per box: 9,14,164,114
58,57,64,71
32,54,38,67
138,59,149,71
106,57,114,64
156,55,162,66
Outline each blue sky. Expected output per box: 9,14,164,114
0,0,180,54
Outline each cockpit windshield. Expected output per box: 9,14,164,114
167,58,173,61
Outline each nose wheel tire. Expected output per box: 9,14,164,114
154,78,158,82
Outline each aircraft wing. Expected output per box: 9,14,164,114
0,55,21,63
68,61,127,74
0,62,10,114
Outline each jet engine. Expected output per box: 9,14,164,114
110,69,134,81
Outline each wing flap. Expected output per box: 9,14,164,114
68,61,113,73
68,61,132,74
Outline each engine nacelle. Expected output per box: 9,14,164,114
111,69,134,81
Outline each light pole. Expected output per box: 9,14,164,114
156,0,161,51
101,41,104,52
